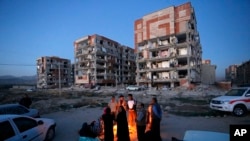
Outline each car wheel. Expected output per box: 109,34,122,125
45,127,55,141
233,105,247,117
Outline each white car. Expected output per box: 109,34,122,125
126,85,140,91
172,130,229,141
210,87,250,116
0,114,56,141
0,104,40,118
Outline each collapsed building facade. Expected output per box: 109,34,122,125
134,2,202,88
36,56,71,88
225,64,238,82
236,60,250,86
74,34,136,86
201,60,216,85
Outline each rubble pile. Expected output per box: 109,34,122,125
0,84,227,116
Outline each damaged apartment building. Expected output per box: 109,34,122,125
36,56,72,88
134,2,202,88
74,34,136,87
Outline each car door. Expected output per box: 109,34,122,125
245,89,250,110
0,119,21,141
12,117,44,141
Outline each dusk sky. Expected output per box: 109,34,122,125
0,0,249,80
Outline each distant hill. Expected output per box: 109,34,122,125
0,75,37,85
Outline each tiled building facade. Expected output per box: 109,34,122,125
134,2,202,88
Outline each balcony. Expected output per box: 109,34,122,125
137,78,150,83
152,78,172,82
137,58,148,63
94,64,106,69
96,73,105,76
147,44,173,52
76,50,89,57
95,50,105,55
76,58,89,63
96,58,106,62
176,65,189,70
175,42,188,48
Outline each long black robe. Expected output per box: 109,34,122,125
116,107,130,141
102,113,114,141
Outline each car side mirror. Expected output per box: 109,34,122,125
245,93,250,97
38,120,44,125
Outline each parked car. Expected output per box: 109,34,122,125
162,85,169,90
26,88,36,92
0,104,40,118
94,85,101,90
0,114,56,141
172,130,229,141
116,89,127,95
210,87,250,117
126,85,140,91
139,85,148,90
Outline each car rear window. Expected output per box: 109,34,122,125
0,105,29,115
0,120,16,140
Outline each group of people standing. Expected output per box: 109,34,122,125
102,94,162,141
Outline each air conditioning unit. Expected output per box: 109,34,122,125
170,36,178,44
158,40,162,45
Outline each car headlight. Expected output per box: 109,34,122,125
221,100,229,104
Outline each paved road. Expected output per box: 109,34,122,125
43,107,250,141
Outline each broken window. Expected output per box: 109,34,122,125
178,58,187,67
152,51,158,58
176,34,186,43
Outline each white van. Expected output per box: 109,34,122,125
210,87,250,116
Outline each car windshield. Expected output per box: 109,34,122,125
225,89,247,96
0,106,29,115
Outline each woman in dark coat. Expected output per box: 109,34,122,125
116,106,130,141
102,107,114,141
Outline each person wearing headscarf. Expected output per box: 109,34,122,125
147,97,162,141
136,103,146,141
116,106,130,141
102,107,115,141
78,122,100,141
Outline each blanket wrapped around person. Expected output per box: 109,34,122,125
78,120,102,141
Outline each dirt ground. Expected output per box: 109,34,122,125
1,86,249,141
43,106,250,141
0,85,224,116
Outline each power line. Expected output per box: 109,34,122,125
0,63,36,66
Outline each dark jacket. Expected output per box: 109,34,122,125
136,108,146,126
152,103,162,120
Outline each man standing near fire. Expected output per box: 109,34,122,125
127,94,137,128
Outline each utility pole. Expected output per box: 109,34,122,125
243,68,246,84
115,71,117,89
58,62,61,96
